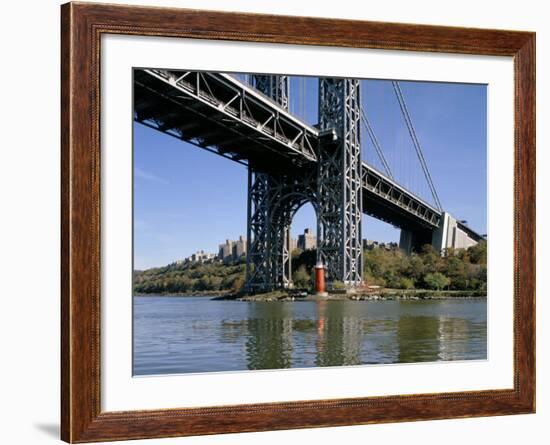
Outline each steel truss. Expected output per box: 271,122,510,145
317,78,363,286
245,75,316,292
252,75,290,110
135,69,317,166
362,165,441,228
246,167,317,292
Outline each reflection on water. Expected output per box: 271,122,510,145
133,297,487,375
245,303,293,370
315,301,363,367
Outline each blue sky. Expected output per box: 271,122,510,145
134,76,487,270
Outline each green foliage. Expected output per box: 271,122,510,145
467,240,487,265
363,241,487,291
291,249,317,273
134,240,488,294
292,265,311,289
231,274,245,293
330,280,346,290
424,272,451,290
398,277,415,290
133,261,246,295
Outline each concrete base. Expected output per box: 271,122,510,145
432,212,483,253
399,228,433,254
315,291,329,298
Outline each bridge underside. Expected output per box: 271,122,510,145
134,69,317,174
133,69,483,291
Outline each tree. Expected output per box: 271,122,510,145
292,265,311,289
424,272,450,290
231,275,245,293
133,239,487,295
420,244,443,272
468,240,487,265
403,254,425,284
383,269,400,288
331,280,346,290
445,256,468,289
398,277,415,290
209,276,223,291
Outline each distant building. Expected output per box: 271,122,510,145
219,235,247,262
232,235,247,259
219,239,234,261
363,239,398,251
363,239,378,249
289,236,298,252
297,228,316,250
190,250,216,263
174,249,216,266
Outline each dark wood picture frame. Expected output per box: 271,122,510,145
61,2,536,442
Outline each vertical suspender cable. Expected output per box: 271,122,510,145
391,81,442,210
360,107,394,179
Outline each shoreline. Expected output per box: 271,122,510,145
134,289,487,301
134,291,231,297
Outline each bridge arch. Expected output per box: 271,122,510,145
267,181,318,289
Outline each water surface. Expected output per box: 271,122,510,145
133,296,486,375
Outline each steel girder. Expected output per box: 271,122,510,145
135,69,317,166
317,78,363,286
267,173,317,289
245,168,316,291
247,76,364,290
252,75,290,111
361,164,441,229
245,75,316,292
245,169,295,292
246,170,270,291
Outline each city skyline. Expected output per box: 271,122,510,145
148,227,319,271
134,75,487,270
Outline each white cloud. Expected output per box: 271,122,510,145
135,167,168,185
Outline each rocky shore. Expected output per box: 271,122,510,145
216,289,486,302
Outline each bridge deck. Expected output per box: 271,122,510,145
135,69,317,173
134,69,446,231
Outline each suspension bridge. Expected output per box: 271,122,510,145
134,69,484,292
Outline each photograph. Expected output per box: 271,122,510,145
132,69,488,375
52,2,536,442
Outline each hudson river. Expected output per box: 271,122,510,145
133,296,486,375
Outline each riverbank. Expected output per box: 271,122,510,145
134,290,232,297
217,288,486,302
134,288,486,301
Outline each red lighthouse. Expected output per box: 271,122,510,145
315,261,328,296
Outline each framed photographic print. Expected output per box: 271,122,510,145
61,2,535,442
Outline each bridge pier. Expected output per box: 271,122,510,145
245,170,270,291
245,75,364,292
431,212,482,252
399,228,432,254
317,78,363,287
399,212,484,256
245,75,300,292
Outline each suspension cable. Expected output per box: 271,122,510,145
360,107,394,179
391,81,442,210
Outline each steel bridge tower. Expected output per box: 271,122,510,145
245,76,363,292
245,74,297,292
317,78,363,286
